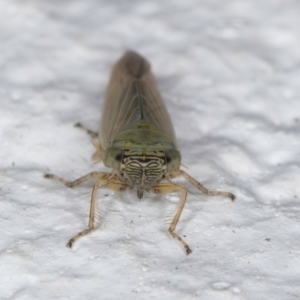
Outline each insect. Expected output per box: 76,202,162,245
45,51,235,254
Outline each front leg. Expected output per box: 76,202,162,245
66,176,131,247
148,182,192,255
169,169,235,201
45,171,131,247
44,171,111,188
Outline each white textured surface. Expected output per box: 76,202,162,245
1,1,300,299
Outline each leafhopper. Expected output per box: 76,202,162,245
45,51,235,254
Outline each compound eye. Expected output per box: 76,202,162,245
165,149,181,172
165,155,172,164
104,147,123,170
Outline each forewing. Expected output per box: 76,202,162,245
99,51,176,149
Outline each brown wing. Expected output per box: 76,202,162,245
99,51,177,149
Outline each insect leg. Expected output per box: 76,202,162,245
169,169,235,201
67,177,131,247
74,122,98,138
67,178,105,247
148,182,192,255
44,171,111,188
